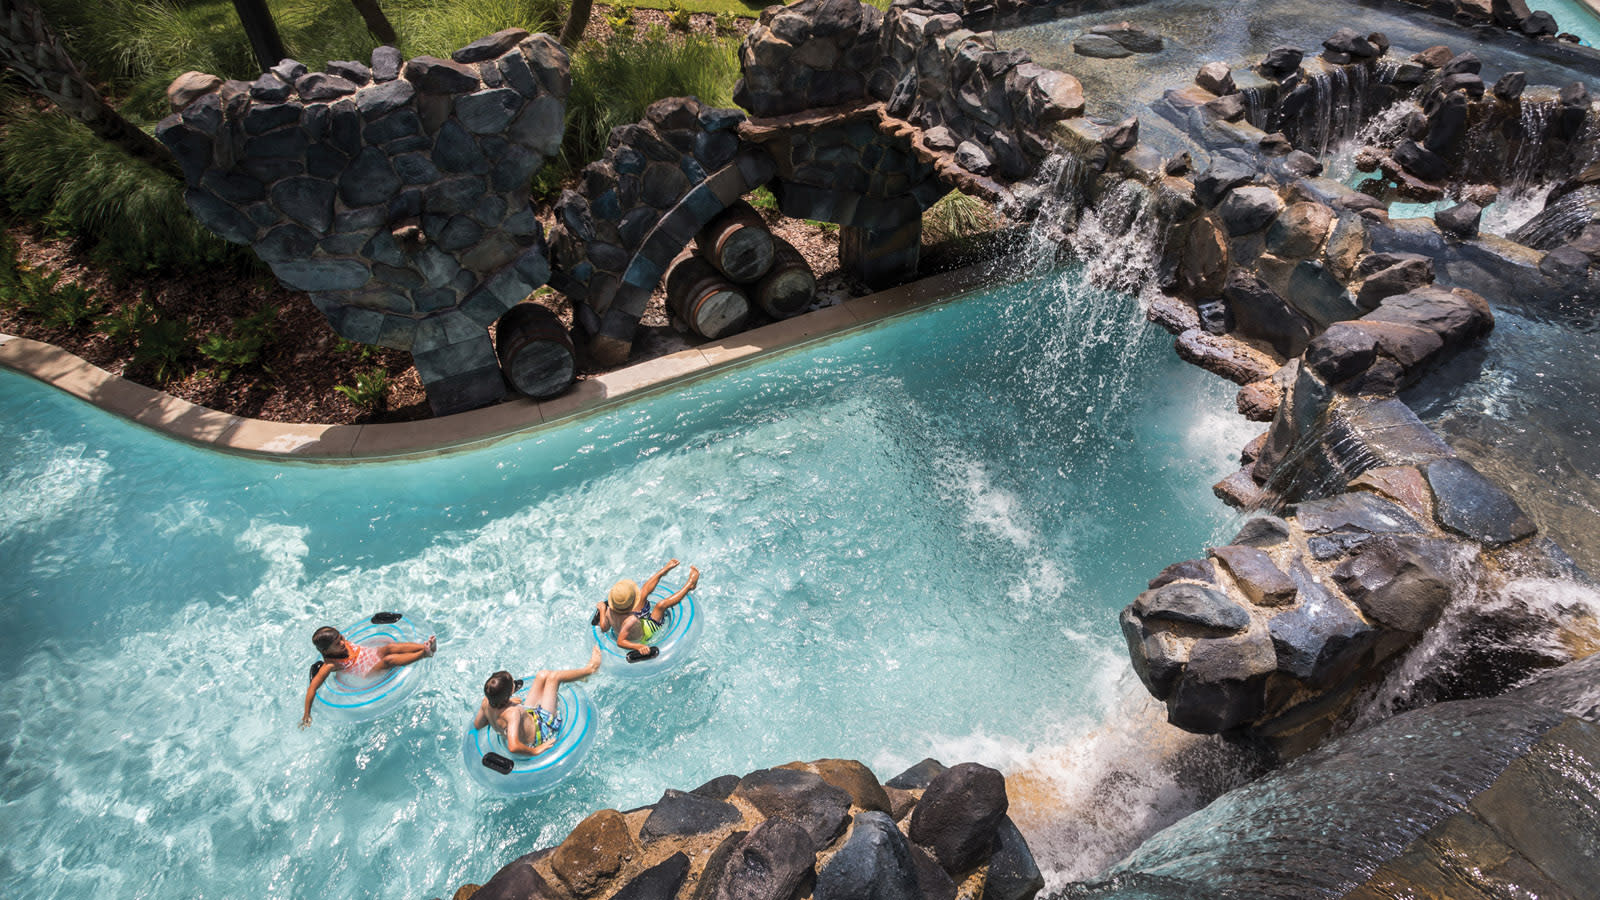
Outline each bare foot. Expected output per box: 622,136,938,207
685,566,700,591
425,635,438,657
663,558,680,572
586,645,603,673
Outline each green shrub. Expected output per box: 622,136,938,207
334,367,390,410
31,273,102,331
0,101,248,273
562,30,739,172
131,315,190,383
667,1,693,32
198,305,278,378
607,1,636,34
923,190,998,245
99,296,157,346
714,11,738,35
394,0,562,59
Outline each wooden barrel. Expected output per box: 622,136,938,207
753,236,815,319
696,200,775,283
495,303,575,400
667,255,751,339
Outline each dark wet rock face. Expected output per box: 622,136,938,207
1425,458,1537,546
908,763,1009,874
733,768,852,850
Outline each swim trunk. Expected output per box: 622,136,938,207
634,602,660,642
526,706,562,744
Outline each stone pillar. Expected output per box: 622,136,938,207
412,331,506,416
840,220,920,288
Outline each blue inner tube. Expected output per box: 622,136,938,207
461,681,597,796
311,612,431,723
591,581,703,680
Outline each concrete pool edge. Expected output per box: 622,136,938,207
0,263,996,461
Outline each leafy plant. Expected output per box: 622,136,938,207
334,368,390,411
33,274,102,330
99,298,156,346
923,190,999,245
332,335,380,360
198,306,277,379
667,1,692,32
130,315,190,383
746,185,780,215
607,1,636,34
714,10,738,36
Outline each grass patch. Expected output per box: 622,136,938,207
626,0,767,16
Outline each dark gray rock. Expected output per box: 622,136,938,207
1424,458,1537,547
1092,23,1164,52
1073,34,1132,58
908,762,1008,875
1286,260,1357,328
1522,10,1558,35
693,774,741,800
339,147,402,207
354,77,415,119
1332,534,1457,633
1323,28,1377,58
1424,91,1469,154
271,258,370,292
814,812,918,900
452,28,529,64
1441,52,1482,76
473,852,551,900
712,819,814,900
1168,628,1276,732
371,45,401,82
404,56,481,93
1440,72,1486,99
955,141,992,174
639,789,743,842
1293,491,1424,536
1269,559,1373,683
325,60,371,86
691,831,748,900
1205,93,1248,122
1219,186,1284,236
296,72,358,101
1259,46,1305,80
1197,299,1232,335
1104,117,1139,153
269,177,336,233
1394,141,1447,182
457,87,523,134
1363,286,1491,343
1194,158,1256,207
250,72,292,103
886,758,946,790
614,852,690,900
1356,255,1434,310
1436,202,1482,238
1132,582,1250,633
985,816,1045,900
254,223,319,263
1164,152,1192,176
1284,150,1324,177
1211,545,1296,606
1493,71,1527,101
1148,558,1216,589
364,109,421,144
1234,515,1293,548
732,768,851,850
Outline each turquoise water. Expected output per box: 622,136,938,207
1531,0,1600,46
0,269,1257,899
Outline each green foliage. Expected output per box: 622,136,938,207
198,305,278,378
5,266,102,330
714,11,739,36
562,30,739,172
130,314,191,383
667,1,693,32
607,1,636,34
334,367,390,410
99,297,157,346
332,335,381,360
923,190,998,244
746,186,779,215
392,0,562,60
0,101,246,273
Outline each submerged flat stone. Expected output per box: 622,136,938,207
1425,458,1537,546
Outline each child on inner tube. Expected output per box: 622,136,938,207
474,647,602,756
301,625,435,728
594,558,701,660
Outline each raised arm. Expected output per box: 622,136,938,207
302,663,333,728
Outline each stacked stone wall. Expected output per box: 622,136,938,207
157,30,568,415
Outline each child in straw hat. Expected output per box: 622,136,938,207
595,558,700,659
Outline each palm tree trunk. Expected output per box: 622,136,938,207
0,0,180,179
348,0,396,45
231,0,287,73
559,0,592,48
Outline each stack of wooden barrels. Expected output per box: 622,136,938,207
493,302,576,400
666,199,816,339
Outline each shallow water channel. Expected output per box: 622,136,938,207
0,267,1260,899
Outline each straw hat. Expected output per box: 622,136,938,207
608,579,640,612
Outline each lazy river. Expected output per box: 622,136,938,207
0,266,1260,899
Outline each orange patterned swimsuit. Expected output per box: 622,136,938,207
330,639,382,677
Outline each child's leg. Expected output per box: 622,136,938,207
650,566,700,618
375,637,435,668
636,558,681,604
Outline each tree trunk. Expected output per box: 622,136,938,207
0,0,181,179
559,0,593,48
348,0,396,45
230,0,287,74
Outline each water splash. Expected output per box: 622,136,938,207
1322,99,1420,184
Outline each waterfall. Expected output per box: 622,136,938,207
1507,99,1558,194
1322,99,1419,184
1289,61,1393,158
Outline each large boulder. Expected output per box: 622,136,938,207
907,763,1009,874
731,768,852,850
